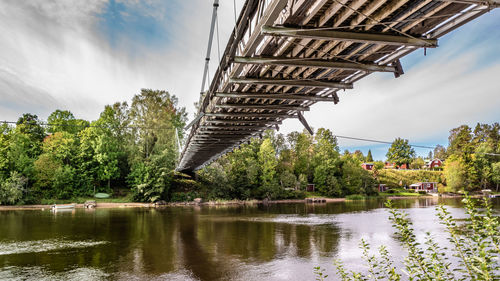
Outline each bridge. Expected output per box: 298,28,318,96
177,0,498,172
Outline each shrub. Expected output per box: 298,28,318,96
0,172,26,205
170,191,199,202
320,195,500,280
52,166,76,199
418,190,427,195
386,189,397,194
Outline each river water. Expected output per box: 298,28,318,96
0,197,498,280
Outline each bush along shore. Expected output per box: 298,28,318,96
0,87,498,206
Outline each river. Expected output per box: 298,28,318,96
0,197,498,280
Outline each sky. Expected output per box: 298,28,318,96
0,0,499,161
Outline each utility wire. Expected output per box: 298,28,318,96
1,120,175,131
4,120,499,155
333,135,436,150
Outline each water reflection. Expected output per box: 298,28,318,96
0,198,497,281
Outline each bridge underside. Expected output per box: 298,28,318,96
178,0,497,172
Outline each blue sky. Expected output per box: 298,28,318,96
0,0,498,161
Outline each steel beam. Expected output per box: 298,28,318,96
196,130,260,135
261,26,438,48
230,77,353,89
234,56,396,73
204,119,282,125
200,125,270,130
215,92,336,102
215,104,309,111
204,112,298,118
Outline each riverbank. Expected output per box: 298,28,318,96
0,195,467,211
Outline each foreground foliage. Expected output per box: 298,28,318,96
322,195,499,280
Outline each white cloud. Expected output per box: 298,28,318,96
0,0,497,154
0,0,245,121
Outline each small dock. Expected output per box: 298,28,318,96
306,198,326,204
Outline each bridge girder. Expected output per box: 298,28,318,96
230,77,353,89
215,92,336,102
261,26,438,48
233,56,397,73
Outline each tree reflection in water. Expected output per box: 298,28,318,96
0,198,494,281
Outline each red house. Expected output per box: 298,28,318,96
378,184,388,192
384,162,408,169
426,158,443,169
361,163,374,170
408,182,438,193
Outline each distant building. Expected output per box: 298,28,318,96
408,182,438,193
378,184,388,192
384,162,408,169
384,162,395,169
361,163,374,170
425,158,443,169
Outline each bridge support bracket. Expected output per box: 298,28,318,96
297,112,313,135
393,59,404,78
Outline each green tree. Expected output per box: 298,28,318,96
33,132,79,199
492,162,500,192
198,162,232,199
448,125,473,156
16,113,45,143
386,138,415,167
0,123,13,180
339,154,375,195
473,143,493,189
257,139,279,199
0,171,27,205
433,144,446,159
47,110,88,134
127,89,187,202
366,149,373,162
312,128,342,196
410,157,425,169
7,131,39,180
289,130,314,180
443,154,467,192
352,150,364,162
41,132,77,165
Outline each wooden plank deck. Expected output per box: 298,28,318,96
177,0,498,171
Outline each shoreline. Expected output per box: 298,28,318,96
0,195,467,211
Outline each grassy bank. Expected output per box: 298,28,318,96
375,169,444,189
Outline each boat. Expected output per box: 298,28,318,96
94,193,110,199
51,204,76,211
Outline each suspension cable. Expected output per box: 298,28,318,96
216,12,221,64
200,0,219,94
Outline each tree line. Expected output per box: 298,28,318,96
0,89,186,204
198,128,377,200
1,87,499,204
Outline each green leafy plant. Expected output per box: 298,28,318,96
316,195,499,280
0,172,27,205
